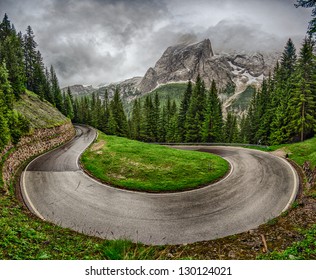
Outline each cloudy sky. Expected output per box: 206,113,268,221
0,0,312,87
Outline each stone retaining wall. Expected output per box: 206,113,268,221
1,122,75,192
303,161,316,189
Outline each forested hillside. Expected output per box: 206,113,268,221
0,14,70,152
241,37,316,145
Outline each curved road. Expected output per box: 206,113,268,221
21,125,298,245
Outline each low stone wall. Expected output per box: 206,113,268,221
1,122,75,192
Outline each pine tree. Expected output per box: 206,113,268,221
0,62,14,110
223,112,239,143
110,87,128,137
50,65,63,110
0,13,14,40
288,37,316,141
43,67,54,104
295,0,316,37
0,15,26,99
158,106,167,142
269,39,298,144
280,38,297,80
185,75,206,142
0,100,10,149
33,51,46,100
23,26,38,92
201,80,223,142
130,99,142,140
178,80,192,141
64,90,74,120
152,92,160,141
142,95,155,141
166,100,178,142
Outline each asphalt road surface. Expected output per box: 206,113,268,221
21,125,298,245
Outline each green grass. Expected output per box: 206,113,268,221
244,136,316,168
283,137,316,168
260,225,316,260
81,131,229,192
14,90,69,129
0,188,158,259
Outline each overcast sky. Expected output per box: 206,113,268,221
0,0,312,87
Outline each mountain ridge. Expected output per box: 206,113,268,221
62,38,280,114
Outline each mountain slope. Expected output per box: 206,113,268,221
64,38,279,115
139,39,279,95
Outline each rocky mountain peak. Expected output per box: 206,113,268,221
138,38,279,96
139,39,215,93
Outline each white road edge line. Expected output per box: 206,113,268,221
279,157,299,213
241,147,299,213
22,156,46,220
21,126,80,221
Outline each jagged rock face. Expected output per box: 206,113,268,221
231,53,267,77
61,84,96,96
96,76,142,102
139,39,221,93
138,39,279,95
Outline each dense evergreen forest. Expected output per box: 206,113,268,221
73,35,316,145
0,14,69,151
240,37,316,145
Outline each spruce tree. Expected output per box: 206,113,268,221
0,62,14,110
50,65,63,110
295,0,316,37
288,37,316,141
153,92,160,141
23,26,38,92
33,51,46,100
178,80,192,141
110,87,128,137
280,38,297,80
201,80,223,142
185,75,206,142
130,99,142,140
0,15,26,99
223,112,239,143
43,67,54,104
0,13,14,40
65,92,74,120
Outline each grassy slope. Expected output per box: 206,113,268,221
14,90,69,129
251,136,316,168
282,137,316,168
81,131,229,192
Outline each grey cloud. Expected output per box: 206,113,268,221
0,0,312,86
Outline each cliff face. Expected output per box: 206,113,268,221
138,39,279,94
